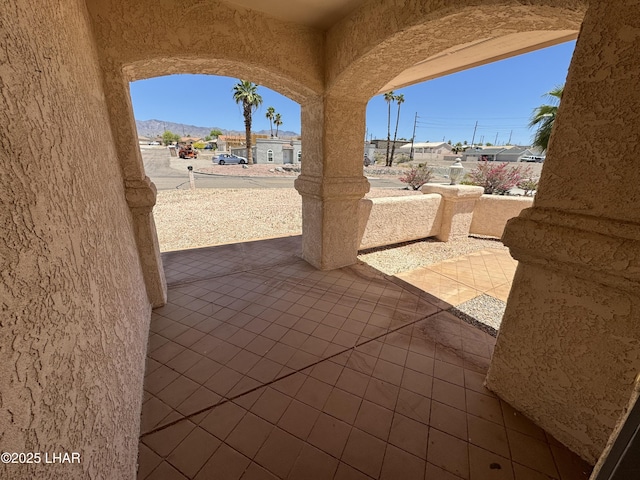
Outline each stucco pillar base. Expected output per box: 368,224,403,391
487,207,640,464
421,184,484,241
295,175,370,270
125,177,168,307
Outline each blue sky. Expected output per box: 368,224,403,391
130,40,575,146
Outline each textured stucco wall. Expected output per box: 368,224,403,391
0,1,151,478
470,195,533,238
86,0,324,103
487,0,640,464
358,195,442,250
325,0,586,98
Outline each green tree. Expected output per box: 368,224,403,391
162,130,180,146
529,84,563,152
232,80,263,165
266,107,276,137
388,93,405,167
384,91,395,166
274,113,282,137
210,129,223,138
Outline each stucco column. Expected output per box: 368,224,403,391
486,2,640,465
103,70,168,307
421,184,484,241
125,177,168,307
295,96,370,270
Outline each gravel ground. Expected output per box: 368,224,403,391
154,187,502,264
450,294,507,336
358,236,508,275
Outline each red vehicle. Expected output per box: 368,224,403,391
178,144,198,159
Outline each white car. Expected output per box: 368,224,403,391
215,154,247,165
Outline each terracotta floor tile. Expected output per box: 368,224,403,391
288,443,339,480
140,240,588,480
467,414,510,458
307,412,352,458
500,400,546,441
341,428,387,478
204,366,244,396
395,388,431,425
432,378,466,411
512,462,554,480
323,387,362,424
434,360,465,387
277,398,321,440
468,444,514,480
254,427,304,478
430,401,467,441
167,427,221,478
226,412,274,458
146,461,189,480
388,413,429,459
336,368,370,397
549,442,592,480
250,387,292,424
199,402,246,441
194,443,250,480
138,443,162,480
380,444,426,480
466,390,504,426
295,376,333,410
364,378,400,411
142,420,197,458
507,429,558,478
239,462,279,480
156,376,200,409
426,462,466,480
401,368,433,398
427,428,470,480
175,386,221,416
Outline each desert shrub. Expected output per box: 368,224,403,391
193,141,206,149
464,161,533,195
517,177,539,196
394,153,411,164
373,152,386,165
399,165,434,190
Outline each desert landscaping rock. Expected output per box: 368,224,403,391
451,294,507,335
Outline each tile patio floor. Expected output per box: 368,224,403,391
396,249,518,306
139,236,592,480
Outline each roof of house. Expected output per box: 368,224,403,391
398,142,452,149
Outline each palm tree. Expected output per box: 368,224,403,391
233,80,263,165
389,93,404,167
266,107,276,137
274,113,282,137
529,84,564,152
384,91,395,166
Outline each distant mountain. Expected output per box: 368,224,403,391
135,119,299,139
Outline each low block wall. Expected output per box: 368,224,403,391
358,195,442,249
470,195,534,238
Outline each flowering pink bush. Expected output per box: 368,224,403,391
399,166,434,190
464,161,533,195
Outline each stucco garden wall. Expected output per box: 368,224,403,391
358,195,443,249
0,1,151,478
470,195,534,238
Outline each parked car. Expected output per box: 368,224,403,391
214,154,247,165
520,155,545,163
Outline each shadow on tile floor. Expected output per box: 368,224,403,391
139,236,592,480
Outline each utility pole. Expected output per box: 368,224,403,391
507,130,513,145
470,121,478,148
409,112,418,161
494,132,499,145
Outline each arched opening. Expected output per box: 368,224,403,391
129,73,303,254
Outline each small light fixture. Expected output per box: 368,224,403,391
187,165,193,171
449,158,464,185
